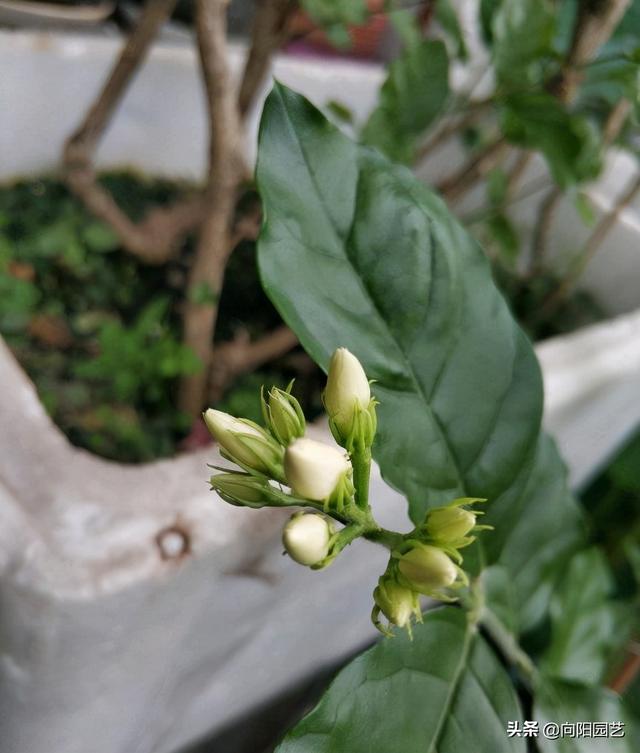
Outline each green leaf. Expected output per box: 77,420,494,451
257,83,584,630
574,192,597,227
300,0,368,49
361,40,449,164
82,221,119,253
610,432,640,492
542,548,631,685
276,608,526,753
481,564,520,636
624,540,640,585
435,0,468,60
487,214,519,265
534,679,633,753
492,0,557,87
479,0,501,46
487,168,508,206
500,93,602,187
624,674,640,749
326,99,354,126
579,54,640,111
189,280,219,306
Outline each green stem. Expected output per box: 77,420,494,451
364,527,405,551
328,524,365,558
351,445,371,510
480,607,537,685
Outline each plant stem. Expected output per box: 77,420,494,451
437,137,510,204
528,0,631,273
528,185,561,275
351,445,372,511
63,0,204,263
326,523,367,563
363,527,405,551
480,606,537,685
610,644,640,693
540,171,640,317
178,0,245,418
238,0,295,119
209,325,298,402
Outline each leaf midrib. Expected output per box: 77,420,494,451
426,619,475,753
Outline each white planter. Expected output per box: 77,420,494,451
0,29,639,753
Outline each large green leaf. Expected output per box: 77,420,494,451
256,83,584,630
534,679,633,753
541,548,631,685
276,608,526,753
361,39,449,164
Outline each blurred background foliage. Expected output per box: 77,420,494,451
0,0,638,467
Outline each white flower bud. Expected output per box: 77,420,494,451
284,437,352,502
324,348,370,434
398,543,457,595
203,408,283,478
282,513,331,566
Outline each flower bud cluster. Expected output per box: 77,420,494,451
205,348,378,570
204,350,490,621
372,498,489,636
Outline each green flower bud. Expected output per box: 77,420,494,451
282,512,331,566
422,498,489,550
324,348,377,451
284,437,353,505
261,384,306,446
210,472,273,508
373,577,420,629
426,507,476,543
398,543,457,595
203,408,284,479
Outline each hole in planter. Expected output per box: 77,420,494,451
156,524,191,561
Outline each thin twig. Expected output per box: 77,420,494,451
238,0,296,119
540,171,640,317
64,0,203,263
604,98,632,144
609,644,640,694
527,0,630,273
436,137,509,203
209,326,299,402
414,99,492,166
551,0,631,102
460,174,551,226
505,151,533,197
528,186,562,275
178,0,245,418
